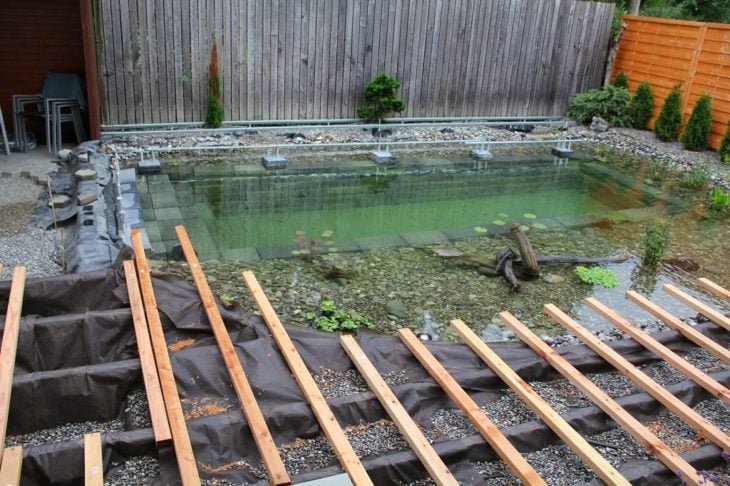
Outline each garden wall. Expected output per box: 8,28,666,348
612,15,730,149
93,0,614,125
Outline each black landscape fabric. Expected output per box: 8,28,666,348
0,267,728,485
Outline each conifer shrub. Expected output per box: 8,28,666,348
205,42,224,129
680,95,712,151
719,121,730,165
630,82,654,130
654,87,683,141
613,71,629,89
566,85,631,127
356,74,406,122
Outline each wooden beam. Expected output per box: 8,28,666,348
587,298,730,406
663,284,730,331
0,267,25,465
84,432,103,486
174,226,291,486
545,304,730,452
241,270,372,486
340,334,458,486
397,329,544,485
122,260,172,444
626,290,730,363
130,229,201,486
0,446,22,485
0,264,3,278
450,319,630,486
499,311,708,486
698,278,730,302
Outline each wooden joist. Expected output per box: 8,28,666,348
397,329,545,485
122,260,172,444
663,284,730,331
242,270,372,486
545,304,730,452
340,334,458,486
174,226,290,486
450,319,631,486
130,230,201,486
499,311,708,486
84,433,103,486
698,278,730,301
586,298,730,406
0,267,25,464
0,446,22,486
626,290,730,363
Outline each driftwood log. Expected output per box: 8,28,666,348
433,226,628,292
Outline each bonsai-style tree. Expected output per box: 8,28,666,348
654,86,683,141
719,121,730,164
680,94,712,151
356,74,406,123
630,81,654,130
206,41,224,128
613,71,629,89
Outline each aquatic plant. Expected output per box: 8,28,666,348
645,160,676,182
356,74,406,123
566,85,631,127
613,71,629,89
305,300,373,333
718,121,730,165
641,219,669,266
292,230,358,279
680,165,710,189
630,82,654,130
575,266,619,288
654,86,683,141
680,95,712,151
707,186,730,213
205,41,224,129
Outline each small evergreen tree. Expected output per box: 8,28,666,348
630,82,654,130
356,74,406,123
680,95,712,151
613,71,629,89
205,41,224,129
654,87,683,141
719,121,730,165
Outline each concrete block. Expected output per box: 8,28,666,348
119,168,137,184
77,192,98,205
262,154,287,169
551,146,574,158
48,194,72,209
75,169,97,181
470,149,493,160
138,157,162,174
370,151,395,165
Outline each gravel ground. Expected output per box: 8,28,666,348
313,367,409,399
4,419,124,448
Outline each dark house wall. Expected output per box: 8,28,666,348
0,0,85,143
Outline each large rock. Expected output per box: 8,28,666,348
385,300,407,319
590,116,609,133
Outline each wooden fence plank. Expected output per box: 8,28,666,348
174,227,291,485
450,318,630,486
241,271,373,486
698,278,730,301
122,260,172,444
663,284,730,330
626,290,730,363
0,446,23,486
341,334,457,486
587,298,730,405
130,230,201,486
84,432,103,486
0,267,25,465
398,329,545,485
498,311,708,486
544,303,730,452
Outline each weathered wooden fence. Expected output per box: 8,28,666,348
612,16,730,149
93,0,615,125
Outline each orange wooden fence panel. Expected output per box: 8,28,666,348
612,15,730,149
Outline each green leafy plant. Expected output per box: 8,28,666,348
680,95,712,151
305,300,374,333
680,165,711,189
630,82,654,130
205,41,224,128
610,6,626,42
719,121,730,165
356,74,406,122
707,186,730,213
654,87,683,141
646,160,676,182
575,266,619,288
566,85,631,127
613,71,629,89
641,219,669,266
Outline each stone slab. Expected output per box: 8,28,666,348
143,221,162,242
150,191,179,209
75,169,97,181
551,146,574,158
256,244,298,260
370,151,394,165
399,230,449,246
554,215,593,229
154,206,184,221
138,157,162,174
354,234,407,250
77,192,98,206
49,194,72,209
262,154,287,169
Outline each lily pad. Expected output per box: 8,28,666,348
519,225,530,232
321,230,334,238
493,219,506,226
295,230,306,236
532,223,547,230
523,213,537,219
473,226,488,233
498,212,508,219
291,250,302,256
